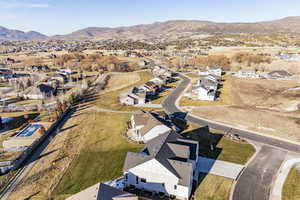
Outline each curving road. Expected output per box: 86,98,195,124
162,71,300,200
163,72,300,153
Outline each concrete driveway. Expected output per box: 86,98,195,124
197,157,245,180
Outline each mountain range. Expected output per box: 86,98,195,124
2,16,300,41
0,26,47,41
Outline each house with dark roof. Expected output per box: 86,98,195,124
123,131,199,200
127,110,174,143
23,84,55,100
67,183,138,200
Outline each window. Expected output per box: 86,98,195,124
125,174,128,180
174,185,177,190
136,176,139,184
141,178,146,183
162,183,165,187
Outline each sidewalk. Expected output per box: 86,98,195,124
270,156,300,200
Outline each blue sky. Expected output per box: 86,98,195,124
0,0,300,36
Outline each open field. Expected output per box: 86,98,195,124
195,174,233,200
185,73,200,78
180,75,233,106
52,112,143,197
105,72,140,91
6,97,143,200
13,99,42,106
182,124,255,165
190,77,300,142
95,71,155,111
282,164,300,200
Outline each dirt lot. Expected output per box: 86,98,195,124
190,77,300,142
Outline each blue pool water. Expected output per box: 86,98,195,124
16,124,41,137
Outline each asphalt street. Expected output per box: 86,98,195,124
163,72,300,153
233,146,287,200
162,70,300,200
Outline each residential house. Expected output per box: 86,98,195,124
235,68,259,78
266,70,292,80
207,66,222,76
51,73,67,84
192,74,219,101
127,110,173,143
152,66,172,78
29,65,50,72
23,84,55,100
192,85,216,101
67,183,138,200
123,131,199,200
139,81,159,96
120,88,146,106
197,76,218,90
198,69,209,76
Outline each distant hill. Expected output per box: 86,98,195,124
0,26,47,41
58,16,300,41
2,16,300,41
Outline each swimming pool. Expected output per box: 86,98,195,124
16,124,41,137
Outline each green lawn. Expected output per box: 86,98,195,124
282,164,300,200
52,112,143,196
95,71,154,111
182,124,255,165
196,174,233,200
184,124,255,200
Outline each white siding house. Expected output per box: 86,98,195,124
128,111,172,143
192,86,216,101
123,132,199,200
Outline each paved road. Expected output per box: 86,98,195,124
233,146,287,200
161,69,300,200
163,72,300,153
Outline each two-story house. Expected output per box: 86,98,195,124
123,131,199,200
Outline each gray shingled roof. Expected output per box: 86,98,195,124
97,183,137,200
132,111,172,137
123,131,198,186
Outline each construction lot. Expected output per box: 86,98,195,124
189,77,300,142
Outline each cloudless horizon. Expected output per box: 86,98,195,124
0,0,300,36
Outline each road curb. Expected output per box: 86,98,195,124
229,142,261,200
269,156,300,200
173,70,300,150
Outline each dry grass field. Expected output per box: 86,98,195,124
190,77,300,142
105,72,140,91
